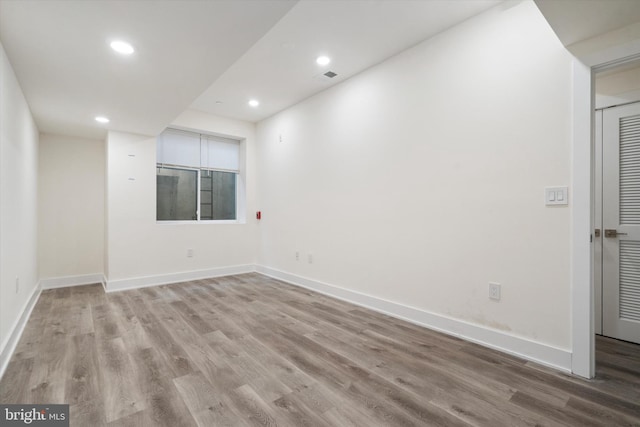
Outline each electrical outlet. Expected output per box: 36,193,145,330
187,248,194,258
295,251,299,261
15,277,19,294
489,282,501,301
308,254,313,264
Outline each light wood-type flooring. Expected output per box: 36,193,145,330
1,273,639,426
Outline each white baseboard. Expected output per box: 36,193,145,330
106,264,255,292
39,273,106,290
1,265,571,381
0,282,41,381
256,265,572,373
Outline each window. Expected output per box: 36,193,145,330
156,128,240,221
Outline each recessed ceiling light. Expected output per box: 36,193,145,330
316,56,331,66
95,116,110,123
110,40,134,55
248,99,260,108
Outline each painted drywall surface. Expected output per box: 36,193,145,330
567,21,640,67
38,134,104,279
106,110,257,281
0,42,39,351
104,136,109,279
595,64,640,109
256,1,573,349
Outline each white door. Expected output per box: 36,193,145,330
602,102,640,344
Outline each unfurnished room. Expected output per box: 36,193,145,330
0,0,639,426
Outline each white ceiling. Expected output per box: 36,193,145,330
595,59,640,108
534,0,640,47
0,0,296,139
0,0,501,139
4,1,640,139
191,0,502,123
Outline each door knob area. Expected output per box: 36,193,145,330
604,229,628,238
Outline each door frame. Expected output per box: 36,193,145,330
572,51,640,379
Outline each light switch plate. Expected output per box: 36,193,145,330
545,186,568,206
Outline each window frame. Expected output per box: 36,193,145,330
156,164,199,221
155,127,243,224
197,167,238,222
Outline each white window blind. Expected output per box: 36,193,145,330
157,128,240,171
201,134,240,171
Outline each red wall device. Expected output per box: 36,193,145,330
256,211,261,220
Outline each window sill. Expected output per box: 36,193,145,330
156,220,245,225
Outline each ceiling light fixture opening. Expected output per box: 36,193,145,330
316,56,331,66
95,116,110,123
110,40,135,55
248,99,260,108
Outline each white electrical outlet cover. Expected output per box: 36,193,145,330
489,282,501,301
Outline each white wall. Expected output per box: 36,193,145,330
38,134,104,280
0,42,39,353
595,64,640,109
105,109,258,288
256,1,574,351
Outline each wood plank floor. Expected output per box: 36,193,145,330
1,273,639,426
